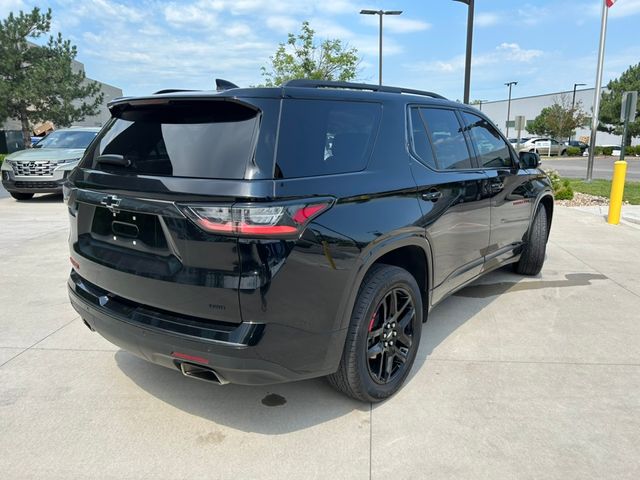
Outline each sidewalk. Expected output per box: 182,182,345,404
571,204,640,226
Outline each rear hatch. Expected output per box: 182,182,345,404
68,96,279,324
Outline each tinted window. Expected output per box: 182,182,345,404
419,108,473,170
276,100,381,178
462,112,513,168
34,130,97,149
84,101,259,179
409,107,436,169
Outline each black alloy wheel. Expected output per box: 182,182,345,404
366,287,415,384
327,264,423,402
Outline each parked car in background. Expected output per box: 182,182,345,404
508,137,531,148
564,140,589,155
518,137,567,156
1,127,100,200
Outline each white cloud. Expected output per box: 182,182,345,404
411,43,543,74
163,2,219,28
475,12,501,27
309,18,357,39
497,43,543,62
265,15,299,33
360,14,431,33
0,0,25,18
58,0,145,23
224,22,252,37
217,0,358,16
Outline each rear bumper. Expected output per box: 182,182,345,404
68,271,345,385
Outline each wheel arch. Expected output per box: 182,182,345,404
335,234,433,332
531,192,554,241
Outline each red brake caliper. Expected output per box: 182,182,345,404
368,312,376,332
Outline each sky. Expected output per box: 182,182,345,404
1,0,640,101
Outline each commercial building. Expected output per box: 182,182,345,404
479,87,636,146
0,56,122,152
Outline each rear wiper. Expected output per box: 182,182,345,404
97,154,131,167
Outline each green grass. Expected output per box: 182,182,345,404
565,178,640,205
0,153,5,166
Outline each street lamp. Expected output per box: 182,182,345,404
453,0,475,104
505,81,518,138
570,83,587,142
360,9,403,85
477,99,488,111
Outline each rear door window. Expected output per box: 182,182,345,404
408,107,437,170
84,101,260,179
418,108,473,170
275,99,381,178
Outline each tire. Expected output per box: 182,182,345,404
561,149,568,156
513,206,548,276
10,192,34,201
327,264,423,402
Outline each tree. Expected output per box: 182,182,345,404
527,94,588,140
260,21,360,86
598,63,640,144
0,8,104,147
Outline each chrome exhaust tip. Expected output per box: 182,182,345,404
179,362,229,385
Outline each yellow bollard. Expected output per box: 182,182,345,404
607,160,627,225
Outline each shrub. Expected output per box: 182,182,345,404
602,146,614,156
566,146,581,156
0,154,5,166
544,169,574,200
544,169,562,191
555,185,574,200
594,146,603,155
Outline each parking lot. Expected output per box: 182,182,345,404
541,156,640,181
1,195,639,479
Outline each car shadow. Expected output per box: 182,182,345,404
115,267,607,434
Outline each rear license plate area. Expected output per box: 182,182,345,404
91,206,168,250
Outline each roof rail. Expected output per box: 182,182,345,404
283,79,447,100
153,89,199,95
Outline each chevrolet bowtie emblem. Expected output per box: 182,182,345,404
100,194,122,213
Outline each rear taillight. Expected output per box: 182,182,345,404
179,199,333,237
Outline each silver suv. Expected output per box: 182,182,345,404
1,127,99,200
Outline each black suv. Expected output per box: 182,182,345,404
66,80,553,402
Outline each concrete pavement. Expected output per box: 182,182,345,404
1,197,640,479
572,204,640,226
541,156,640,181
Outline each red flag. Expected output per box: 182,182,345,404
606,0,616,7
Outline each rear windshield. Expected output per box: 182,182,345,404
275,99,381,178
83,101,259,179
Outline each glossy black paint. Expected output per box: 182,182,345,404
67,84,553,385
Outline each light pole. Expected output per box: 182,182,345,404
570,83,587,142
505,81,518,138
360,9,403,85
477,99,487,111
453,0,474,104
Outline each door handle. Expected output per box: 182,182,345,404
490,182,504,192
422,189,442,202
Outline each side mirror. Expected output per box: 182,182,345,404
519,151,540,169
